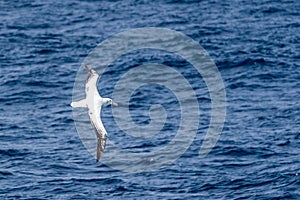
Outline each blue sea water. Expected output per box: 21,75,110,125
1,0,299,199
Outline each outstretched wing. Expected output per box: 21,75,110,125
85,65,100,97
89,113,107,162
96,135,107,162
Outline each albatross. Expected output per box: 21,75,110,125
71,66,118,162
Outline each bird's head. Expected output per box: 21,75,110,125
102,98,118,107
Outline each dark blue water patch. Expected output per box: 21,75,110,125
217,57,269,70
0,171,14,178
0,148,31,158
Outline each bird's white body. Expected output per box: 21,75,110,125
71,66,117,162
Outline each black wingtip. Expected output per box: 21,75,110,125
85,65,92,72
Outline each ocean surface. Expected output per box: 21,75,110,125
1,0,299,199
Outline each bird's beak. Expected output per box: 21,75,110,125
112,101,118,107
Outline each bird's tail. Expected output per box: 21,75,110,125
70,99,87,108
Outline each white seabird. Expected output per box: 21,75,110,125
71,66,118,162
